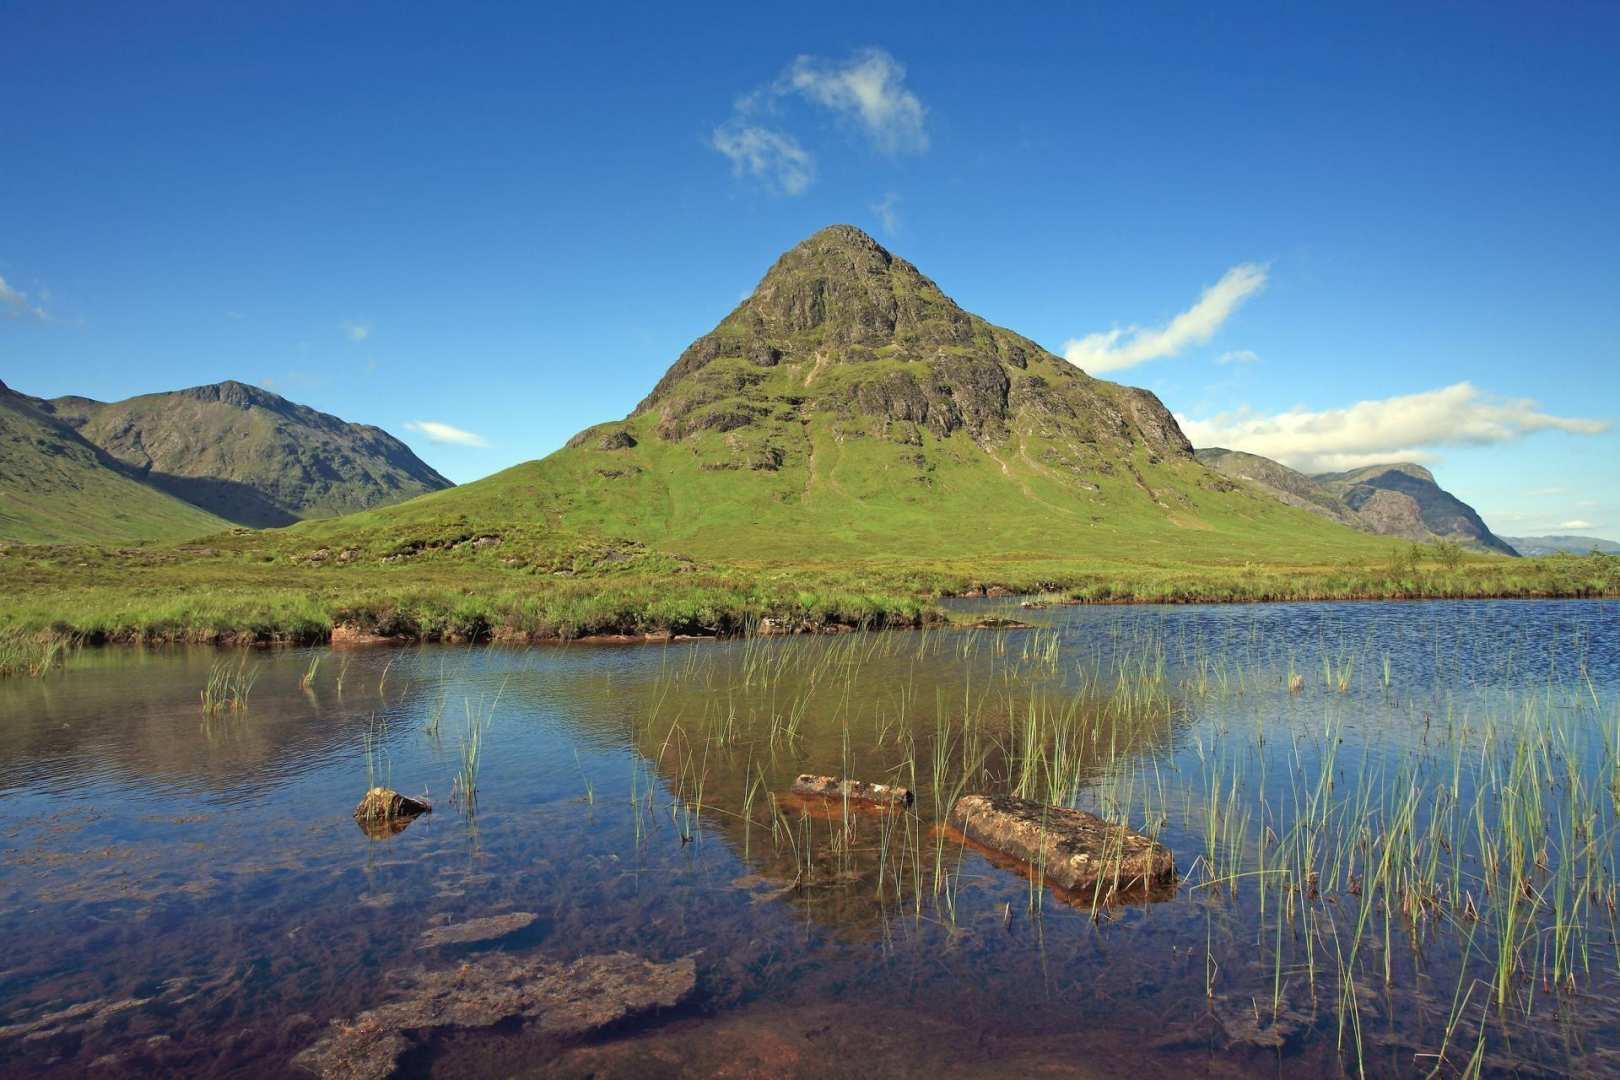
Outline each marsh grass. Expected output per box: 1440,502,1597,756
608,609,1620,1074
199,656,260,714
363,712,390,792
0,630,73,678
451,679,508,812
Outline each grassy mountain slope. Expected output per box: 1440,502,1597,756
0,381,228,544
36,380,451,527
1198,448,1516,555
285,225,1390,574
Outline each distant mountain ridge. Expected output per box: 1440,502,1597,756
1195,448,1517,554
31,380,451,528
0,379,229,544
0,378,451,542
1502,535,1619,556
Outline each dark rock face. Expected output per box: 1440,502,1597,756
1316,464,1516,554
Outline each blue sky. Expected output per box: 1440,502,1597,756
3,2,1617,537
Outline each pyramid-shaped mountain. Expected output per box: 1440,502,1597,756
293,225,1384,569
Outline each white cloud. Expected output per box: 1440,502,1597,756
1558,520,1595,530
404,420,490,448
712,47,927,195
0,273,48,320
780,48,928,154
1217,349,1260,365
870,192,901,235
1177,382,1609,474
1064,264,1267,374
710,123,814,195
342,320,372,342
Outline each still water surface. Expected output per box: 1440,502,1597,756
1,599,1617,1077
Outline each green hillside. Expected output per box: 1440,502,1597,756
37,380,451,527
7,226,1608,652
0,381,228,544
286,224,1391,574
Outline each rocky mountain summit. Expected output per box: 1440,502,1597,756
1196,449,1516,554
576,224,1192,486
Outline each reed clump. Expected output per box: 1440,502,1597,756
199,657,260,714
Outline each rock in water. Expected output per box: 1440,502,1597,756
948,794,1174,893
418,912,538,949
292,951,697,1079
791,774,914,807
353,789,432,837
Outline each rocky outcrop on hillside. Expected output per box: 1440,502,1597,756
1196,449,1516,554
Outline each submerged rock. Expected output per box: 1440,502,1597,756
969,617,1033,630
948,794,1174,893
353,788,431,824
292,951,697,1079
418,912,538,948
791,774,914,807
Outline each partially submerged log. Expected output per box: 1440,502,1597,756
791,774,913,807
948,794,1174,893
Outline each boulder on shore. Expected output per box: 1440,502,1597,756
791,774,914,807
948,794,1174,893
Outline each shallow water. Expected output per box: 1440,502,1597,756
1,599,1617,1077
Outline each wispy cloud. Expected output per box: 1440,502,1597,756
404,420,489,448
711,124,815,195
712,47,927,195
780,48,928,154
0,273,48,320
1559,519,1596,530
341,320,372,342
1064,264,1267,374
1216,349,1260,366
1177,382,1609,474
870,192,901,235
